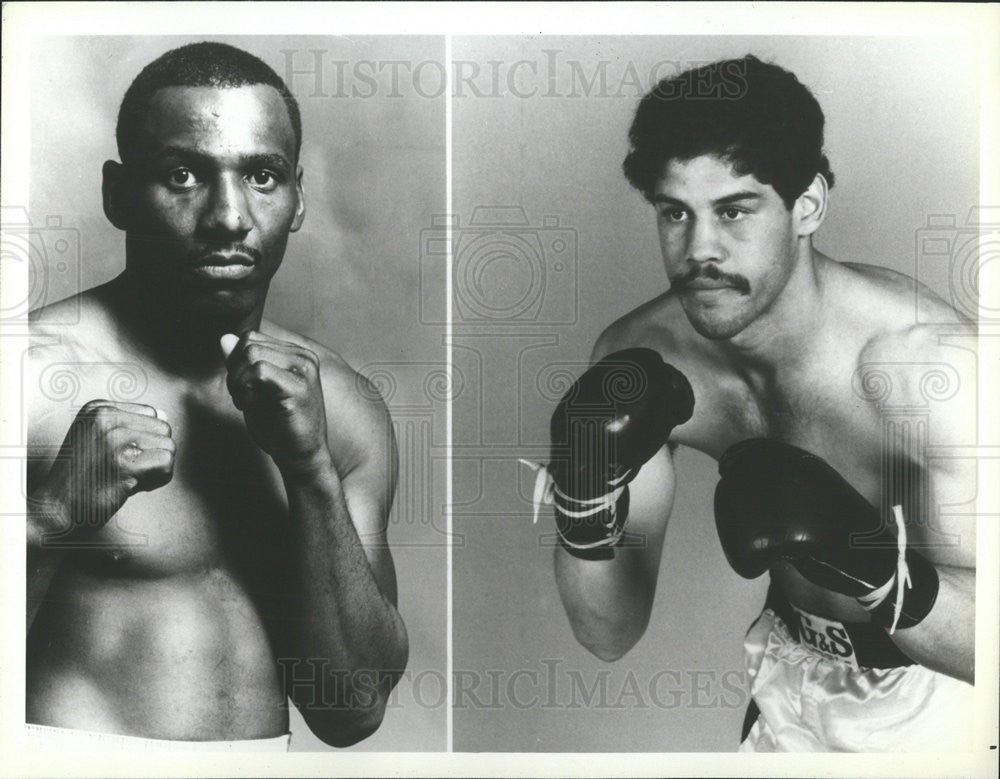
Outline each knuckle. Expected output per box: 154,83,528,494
92,406,117,427
115,446,136,470
101,424,123,445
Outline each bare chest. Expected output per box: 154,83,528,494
36,364,289,577
682,362,888,505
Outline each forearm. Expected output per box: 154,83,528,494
889,564,974,684
281,459,408,743
26,492,69,629
555,545,657,661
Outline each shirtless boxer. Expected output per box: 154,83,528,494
26,42,408,749
545,56,975,751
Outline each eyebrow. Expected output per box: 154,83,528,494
652,191,762,207
150,146,291,170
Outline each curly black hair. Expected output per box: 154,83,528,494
623,55,834,209
116,41,302,166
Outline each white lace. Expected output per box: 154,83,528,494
518,459,629,550
857,504,911,634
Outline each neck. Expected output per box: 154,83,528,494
104,270,265,378
721,244,830,371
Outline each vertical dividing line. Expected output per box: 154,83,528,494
444,32,454,755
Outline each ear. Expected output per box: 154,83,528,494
793,172,828,237
290,164,306,233
102,160,130,231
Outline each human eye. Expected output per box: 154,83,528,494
246,169,281,192
164,167,198,191
719,206,747,221
659,207,689,223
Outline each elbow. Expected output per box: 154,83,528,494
304,627,410,748
583,642,630,663
572,618,648,663
306,705,387,748
300,670,399,748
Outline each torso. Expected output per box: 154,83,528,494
602,260,973,622
28,295,301,739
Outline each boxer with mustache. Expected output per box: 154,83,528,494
546,55,976,752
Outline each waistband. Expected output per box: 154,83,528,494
765,583,915,669
25,723,291,752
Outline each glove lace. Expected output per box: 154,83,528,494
519,459,629,550
857,504,911,634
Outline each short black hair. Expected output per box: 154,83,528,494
623,55,834,209
116,41,302,165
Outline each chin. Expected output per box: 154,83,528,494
689,320,747,340
179,289,262,329
681,303,752,340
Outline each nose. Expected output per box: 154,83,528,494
200,174,252,239
686,216,723,264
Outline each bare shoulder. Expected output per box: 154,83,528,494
261,320,395,480
29,288,114,352
857,320,976,406
853,291,976,459
842,261,970,326
846,261,975,363
592,290,693,362
27,288,124,402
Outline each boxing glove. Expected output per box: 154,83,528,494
547,348,694,560
714,438,939,632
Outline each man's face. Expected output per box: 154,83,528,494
121,83,304,324
652,155,798,340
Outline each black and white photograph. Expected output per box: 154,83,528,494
450,34,986,754
1,3,997,777
8,33,448,755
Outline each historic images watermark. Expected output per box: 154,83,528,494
277,659,749,714
282,49,749,101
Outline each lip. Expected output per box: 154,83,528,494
188,253,255,281
681,281,736,292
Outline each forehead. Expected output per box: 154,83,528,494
653,155,773,201
137,84,296,161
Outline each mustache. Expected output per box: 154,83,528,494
184,243,263,265
669,264,751,295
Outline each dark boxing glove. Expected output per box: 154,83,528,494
542,348,694,560
714,438,939,632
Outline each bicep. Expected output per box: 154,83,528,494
861,326,978,569
915,455,976,569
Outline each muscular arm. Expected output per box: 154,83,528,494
884,434,975,682
891,565,973,682
223,332,407,746
278,442,408,746
861,327,977,683
555,445,676,660
26,337,71,630
553,331,690,660
26,487,69,629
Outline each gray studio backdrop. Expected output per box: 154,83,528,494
451,36,979,752
28,35,447,752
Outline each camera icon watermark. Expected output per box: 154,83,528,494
420,207,578,326
1,206,81,323
914,207,999,324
